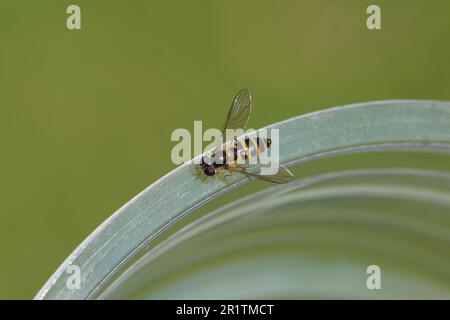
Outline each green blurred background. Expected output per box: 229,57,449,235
0,0,449,299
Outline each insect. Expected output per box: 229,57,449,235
199,89,294,184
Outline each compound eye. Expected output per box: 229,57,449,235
204,165,216,176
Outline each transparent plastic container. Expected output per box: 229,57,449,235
35,100,450,299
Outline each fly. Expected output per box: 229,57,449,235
199,89,293,184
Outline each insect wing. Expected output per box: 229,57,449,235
234,163,294,184
222,89,252,138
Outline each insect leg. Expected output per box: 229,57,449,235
222,173,234,182
194,165,209,182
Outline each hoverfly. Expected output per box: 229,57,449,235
199,89,294,184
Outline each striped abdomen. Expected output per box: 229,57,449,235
230,137,271,164
210,137,272,168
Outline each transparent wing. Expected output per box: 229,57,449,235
222,89,252,138
233,163,294,184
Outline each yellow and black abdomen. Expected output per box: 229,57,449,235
231,137,271,164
